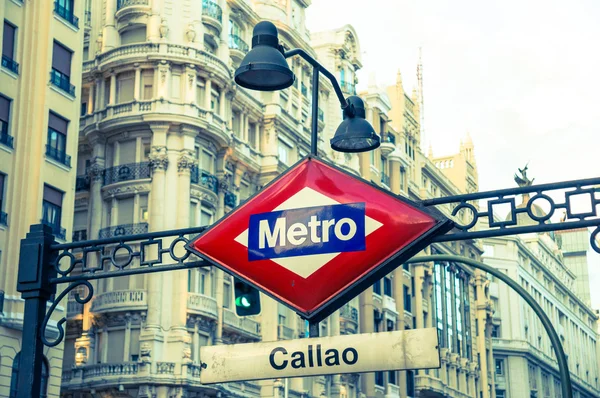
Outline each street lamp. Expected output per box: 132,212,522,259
235,21,380,154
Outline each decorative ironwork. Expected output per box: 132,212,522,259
50,69,76,96
0,211,7,227
72,229,87,242
424,176,600,253
1,54,19,75
75,175,90,191
341,80,356,95
98,222,148,238
103,162,151,186
117,0,149,10
225,191,237,208
381,172,390,187
229,34,249,53
191,165,219,194
41,219,66,240
54,1,79,27
0,121,13,148
46,144,72,167
202,0,222,22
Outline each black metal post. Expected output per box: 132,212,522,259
16,224,57,398
309,321,319,338
311,67,320,156
406,255,573,398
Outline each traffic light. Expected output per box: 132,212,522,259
234,278,261,316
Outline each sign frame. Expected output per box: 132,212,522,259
186,156,453,322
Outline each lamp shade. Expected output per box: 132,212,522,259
234,21,295,91
331,96,380,153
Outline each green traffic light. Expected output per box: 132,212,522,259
237,296,251,308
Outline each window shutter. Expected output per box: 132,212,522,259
0,95,10,122
43,185,63,206
48,112,68,134
52,41,72,77
3,22,15,58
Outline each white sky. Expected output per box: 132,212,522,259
306,0,600,309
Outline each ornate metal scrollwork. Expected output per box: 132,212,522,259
41,280,94,347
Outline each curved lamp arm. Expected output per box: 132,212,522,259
406,254,572,398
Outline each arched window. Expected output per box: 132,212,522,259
9,352,49,398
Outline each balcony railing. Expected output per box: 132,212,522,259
340,304,359,323
117,0,149,10
72,229,87,242
341,80,356,95
50,69,76,96
41,219,66,240
187,293,218,318
67,293,84,318
98,223,148,239
84,10,91,26
76,175,90,191
190,165,218,194
0,211,7,227
223,308,261,337
278,324,295,340
318,108,324,122
229,34,249,53
103,162,150,186
91,289,147,313
0,123,14,149
225,191,237,208
202,0,222,22
46,144,72,167
1,55,19,75
381,172,390,186
82,362,138,379
384,132,396,145
54,1,79,27
301,82,308,97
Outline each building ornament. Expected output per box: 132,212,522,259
149,146,169,171
186,23,196,43
178,150,196,172
159,18,169,39
218,175,230,193
140,342,152,363
95,33,103,54
104,185,150,198
86,161,104,182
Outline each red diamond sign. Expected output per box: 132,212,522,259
187,157,452,321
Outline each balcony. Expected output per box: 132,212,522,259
191,166,218,194
91,289,147,313
381,172,390,187
54,1,79,28
41,219,66,240
1,55,19,75
225,191,237,208
340,304,359,334
202,0,222,24
318,108,324,122
187,292,218,319
301,82,308,97
46,144,71,167
380,133,396,156
223,308,261,339
0,128,14,149
278,324,295,340
383,295,398,315
103,162,150,186
117,0,149,10
341,80,356,95
98,222,148,239
229,34,249,53
72,229,87,241
82,362,138,379
76,175,90,191
50,69,76,97
67,293,84,319
0,212,7,227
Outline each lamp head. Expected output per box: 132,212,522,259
234,21,295,91
331,96,380,153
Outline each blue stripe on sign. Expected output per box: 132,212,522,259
248,203,366,261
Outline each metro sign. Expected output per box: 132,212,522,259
187,157,452,321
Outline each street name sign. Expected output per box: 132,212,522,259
199,328,440,384
187,156,452,321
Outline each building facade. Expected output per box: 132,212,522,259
482,229,600,398
0,0,85,396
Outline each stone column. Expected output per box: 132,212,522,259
388,151,401,194
134,65,141,101
218,1,230,60
87,83,95,113
123,316,132,361
185,65,197,104
205,78,212,112
109,73,117,105
414,265,425,329
147,0,162,42
96,76,104,110
219,88,226,120
213,174,228,344
103,0,118,50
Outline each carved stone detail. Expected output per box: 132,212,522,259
140,342,152,363
87,161,105,182
148,146,169,172
178,150,196,172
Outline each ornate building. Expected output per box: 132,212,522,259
0,0,84,396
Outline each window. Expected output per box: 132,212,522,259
0,173,5,226
47,112,70,166
248,122,256,149
116,71,134,103
196,80,206,106
55,0,77,27
373,280,381,295
492,324,501,338
10,352,49,398
223,282,231,308
120,25,147,45
51,41,74,95
0,94,12,148
383,277,392,296
495,358,504,375
404,285,412,312
42,184,63,236
278,140,290,165
496,390,505,398
388,370,397,385
142,69,154,100
406,370,415,396
2,21,18,74
375,371,384,386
